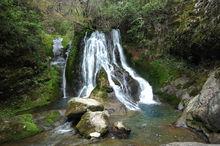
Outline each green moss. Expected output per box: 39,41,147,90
0,114,41,143
45,111,60,125
17,114,41,139
66,28,91,87
76,113,95,138
19,66,60,111
65,41,78,85
91,70,109,101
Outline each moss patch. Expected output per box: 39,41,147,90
0,114,41,144
16,114,41,139
45,111,61,126
91,70,109,102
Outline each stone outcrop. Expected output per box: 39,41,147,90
65,97,104,119
161,75,197,110
176,69,220,143
76,111,109,138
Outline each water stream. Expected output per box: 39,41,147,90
51,37,69,99
2,103,204,146
78,29,156,110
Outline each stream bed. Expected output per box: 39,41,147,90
2,102,204,146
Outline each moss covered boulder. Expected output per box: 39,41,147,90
65,98,104,119
0,114,41,144
76,111,109,138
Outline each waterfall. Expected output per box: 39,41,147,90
52,37,69,99
78,29,156,110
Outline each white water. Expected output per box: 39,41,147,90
53,37,63,57
78,29,156,110
52,37,68,98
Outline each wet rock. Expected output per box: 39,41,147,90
111,121,131,139
176,68,220,143
65,98,104,119
113,66,140,102
76,111,109,138
127,76,140,102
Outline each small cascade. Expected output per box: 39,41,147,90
62,44,71,99
53,122,74,134
77,29,157,110
52,37,69,99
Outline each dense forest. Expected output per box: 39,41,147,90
0,0,219,145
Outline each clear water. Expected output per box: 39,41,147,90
1,103,204,146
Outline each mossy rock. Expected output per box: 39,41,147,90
0,114,41,144
65,98,104,119
76,111,109,138
91,69,111,102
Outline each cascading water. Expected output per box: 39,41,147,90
52,37,69,99
78,29,156,110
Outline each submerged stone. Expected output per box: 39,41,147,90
65,97,104,119
111,121,131,139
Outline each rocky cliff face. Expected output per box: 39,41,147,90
176,68,220,143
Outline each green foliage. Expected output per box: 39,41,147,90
0,0,44,99
0,0,42,62
99,0,169,47
100,0,220,64
0,66,60,118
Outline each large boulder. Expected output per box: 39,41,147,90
176,69,220,143
65,98,104,119
76,111,109,138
